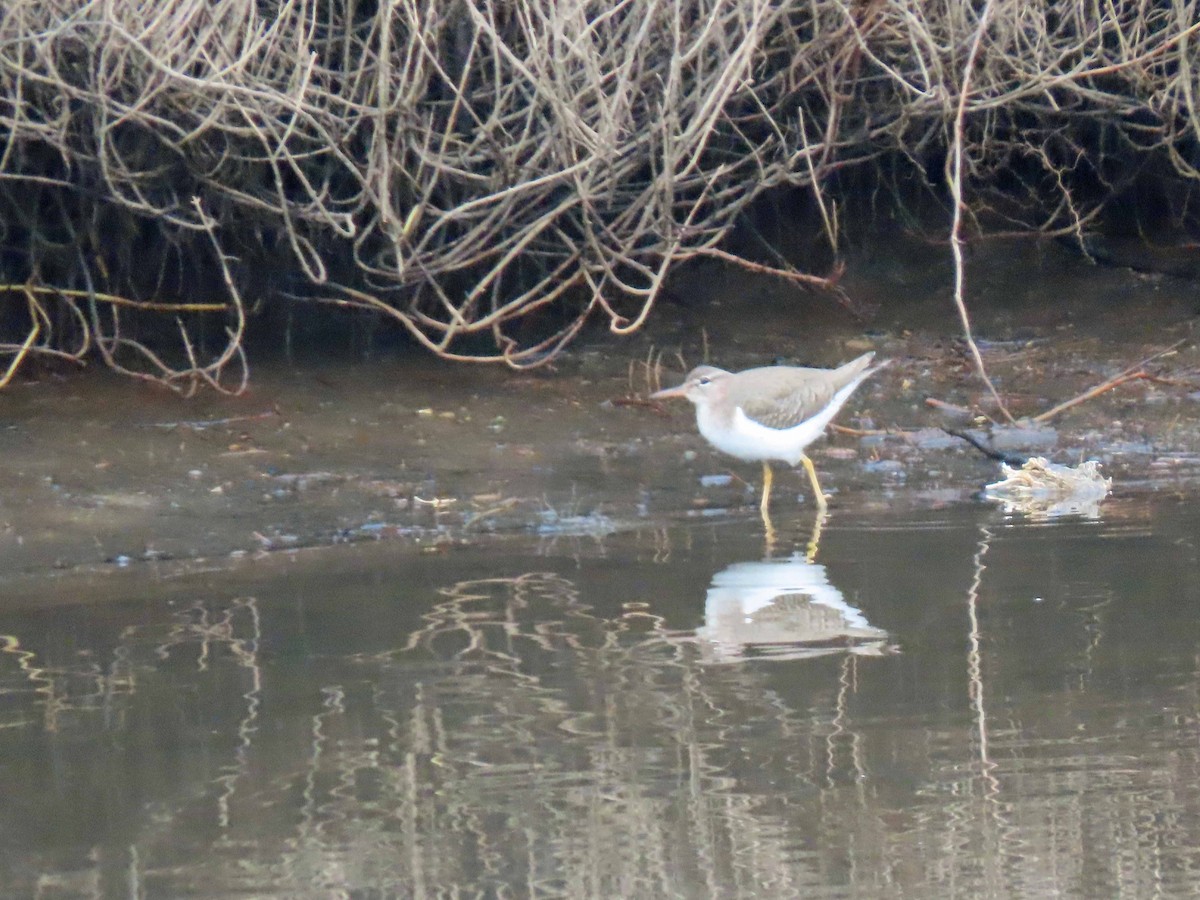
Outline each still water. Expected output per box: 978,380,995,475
3,496,1200,897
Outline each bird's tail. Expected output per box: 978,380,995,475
838,351,889,387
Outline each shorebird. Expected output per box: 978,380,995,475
651,351,885,513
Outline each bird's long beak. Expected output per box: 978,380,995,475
649,383,687,400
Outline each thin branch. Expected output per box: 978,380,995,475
947,0,1015,425
1032,338,1189,423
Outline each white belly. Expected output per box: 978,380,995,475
697,406,828,464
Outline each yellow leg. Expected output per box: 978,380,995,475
759,460,774,515
801,453,828,510
759,461,777,552
806,506,828,562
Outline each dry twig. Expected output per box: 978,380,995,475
1032,338,1189,423
0,1,1198,384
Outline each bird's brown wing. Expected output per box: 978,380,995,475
737,369,840,430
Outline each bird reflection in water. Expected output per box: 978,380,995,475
696,551,892,663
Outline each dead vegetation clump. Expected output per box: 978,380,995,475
0,1,1198,389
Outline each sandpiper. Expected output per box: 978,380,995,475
651,352,885,512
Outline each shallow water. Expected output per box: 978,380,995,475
5,232,1200,896
4,495,1200,897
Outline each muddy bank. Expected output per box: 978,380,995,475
2,236,1199,590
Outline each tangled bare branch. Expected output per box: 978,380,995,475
0,1,1197,386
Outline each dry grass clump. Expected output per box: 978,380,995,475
0,1,1197,389
985,457,1112,519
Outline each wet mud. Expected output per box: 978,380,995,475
2,234,1199,596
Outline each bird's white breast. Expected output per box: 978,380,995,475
696,404,828,464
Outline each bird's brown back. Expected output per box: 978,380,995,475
734,353,875,430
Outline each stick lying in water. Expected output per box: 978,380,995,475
1032,337,1189,424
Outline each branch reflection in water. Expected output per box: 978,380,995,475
6,499,1200,896
364,550,899,896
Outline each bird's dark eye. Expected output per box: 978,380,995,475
697,376,711,386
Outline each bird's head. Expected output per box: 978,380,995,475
649,365,730,407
